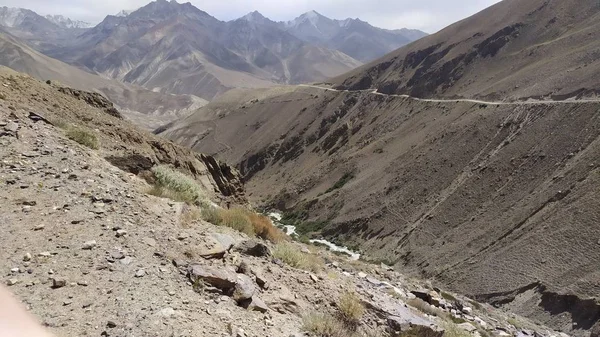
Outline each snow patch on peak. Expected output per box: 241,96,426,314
0,7,27,28
242,11,266,22
115,10,134,17
45,14,93,29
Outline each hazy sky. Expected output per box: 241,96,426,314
5,0,502,33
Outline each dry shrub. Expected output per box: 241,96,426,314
338,291,365,325
203,207,286,242
180,206,203,228
273,242,324,272
302,313,349,337
247,212,286,243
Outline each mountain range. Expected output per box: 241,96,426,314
0,1,426,102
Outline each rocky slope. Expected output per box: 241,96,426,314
332,0,600,101
158,1,600,334
0,67,569,337
0,32,207,129
283,11,428,62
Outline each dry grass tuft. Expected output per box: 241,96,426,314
66,127,99,149
302,313,349,337
180,206,203,228
338,291,365,325
273,242,324,273
247,212,286,243
203,207,286,242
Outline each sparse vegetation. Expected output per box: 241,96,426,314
325,172,355,194
441,291,458,302
507,317,522,329
203,207,286,242
338,291,365,325
443,322,472,337
66,127,99,149
149,165,208,205
302,313,349,337
180,206,203,228
272,242,324,272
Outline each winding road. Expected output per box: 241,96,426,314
298,84,600,106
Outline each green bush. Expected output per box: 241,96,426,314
325,172,354,193
273,242,324,272
150,165,208,205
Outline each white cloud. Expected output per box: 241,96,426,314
4,0,502,33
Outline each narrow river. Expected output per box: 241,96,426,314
268,212,360,260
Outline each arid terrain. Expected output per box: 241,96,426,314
0,66,567,337
159,0,600,335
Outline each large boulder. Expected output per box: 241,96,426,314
233,274,256,302
241,296,269,313
187,265,236,290
198,233,236,259
591,324,600,337
234,240,271,257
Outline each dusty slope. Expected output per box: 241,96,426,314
160,82,600,335
332,0,600,101
0,67,563,337
0,32,206,130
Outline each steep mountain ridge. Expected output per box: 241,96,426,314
332,0,600,101
283,11,428,62
42,0,361,101
0,32,206,129
159,0,600,333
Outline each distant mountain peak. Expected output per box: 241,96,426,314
242,11,268,22
45,14,92,29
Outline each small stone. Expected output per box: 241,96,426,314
10,267,20,273
106,321,117,328
51,278,67,289
309,274,319,283
23,253,32,261
462,306,473,315
160,308,176,318
33,224,45,231
120,257,134,265
143,237,157,247
115,230,127,238
135,269,146,278
6,278,19,286
242,296,269,313
38,252,51,257
110,251,125,260
357,272,367,278
82,241,97,250
63,300,73,306
77,281,89,287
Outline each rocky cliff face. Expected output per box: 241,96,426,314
0,66,245,204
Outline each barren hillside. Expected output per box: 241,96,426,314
0,67,563,337
332,0,600,101
0,32,206,130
